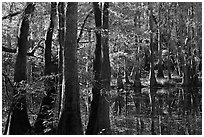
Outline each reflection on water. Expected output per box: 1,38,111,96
111,87,202,135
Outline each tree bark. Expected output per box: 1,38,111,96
157,4,164,78
86,3,102,135
133,4,142,88
148,2,157,87
44,3,56,75
100,2,111,133
101,2,111,89
34,2,57,134
167,6,172,80
57,2,83,135
57,2,65,118
86,2,111,135
4,3,35,135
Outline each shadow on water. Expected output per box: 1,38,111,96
111,86,202,135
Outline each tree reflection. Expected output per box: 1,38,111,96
111,86,201,135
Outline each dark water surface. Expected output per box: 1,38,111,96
111,87,202,135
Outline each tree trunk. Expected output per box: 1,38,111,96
57,2,83,135
157,10,164,78
4,3,35,135
133,66,142,88
133,5,142,88
86,2,102,135
177,3,190,86
167,7,172,80
149,2,157,87
86,2,111,135
157,3,164,78
44,3,56,75
34,2,57,134
57,2,65,118
100,2,111,133
101,2,111,92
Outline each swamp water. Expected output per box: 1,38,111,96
110,87,202,135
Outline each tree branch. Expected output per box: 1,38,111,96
2,73,15,101
2,39,44,56
2,11,22,20
27,39,45,56
77,9,93,43
2,46,16,53
2,73,14,89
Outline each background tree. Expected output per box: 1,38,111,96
34,2,57,134
4,3,35,135
148,2,157,87
86,2,111,135
86,2,103,134
156,3,164,78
